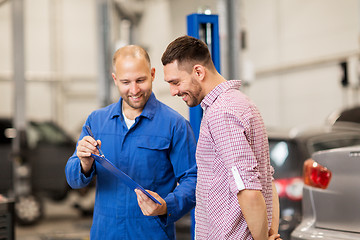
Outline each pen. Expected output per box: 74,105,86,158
84,125,105,157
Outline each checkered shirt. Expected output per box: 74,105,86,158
195,80,274,240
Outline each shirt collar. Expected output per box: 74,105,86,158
110,92,157,120
200,80,242,111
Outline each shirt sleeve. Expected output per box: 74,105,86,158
65,119,96,189
163,119,197,225
207,108,262,195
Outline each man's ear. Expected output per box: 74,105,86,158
151,67,155,82
193,64,206,81
112,73,117,86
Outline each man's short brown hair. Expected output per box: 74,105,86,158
161,35,215,73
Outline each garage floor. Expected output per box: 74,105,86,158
15,192,192,240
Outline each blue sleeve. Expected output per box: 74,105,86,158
65,118,96,189
163,119,197,224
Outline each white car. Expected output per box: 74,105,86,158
291,145,360,240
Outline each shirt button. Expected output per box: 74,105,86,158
168,213,171,216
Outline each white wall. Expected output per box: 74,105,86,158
1,0,359,138
243,0,360,129
0,1,13,119
0,0,99,138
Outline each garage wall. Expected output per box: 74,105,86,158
243,0,360,129
0,0,359,139
0,0,12,119
0,0,99,138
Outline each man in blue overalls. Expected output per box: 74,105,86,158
65,45,197,239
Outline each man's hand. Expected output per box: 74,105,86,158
268,229,282,240
135,189,167,216
76,136,101,174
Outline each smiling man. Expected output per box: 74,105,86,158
65,45,197,240
162,36,281,240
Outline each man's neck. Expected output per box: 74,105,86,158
122,102,142,120
203,71,227,97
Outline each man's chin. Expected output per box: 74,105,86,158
127,101,145,110
185,101,198,108
180,96,194,107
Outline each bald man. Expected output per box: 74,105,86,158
66,45,197,240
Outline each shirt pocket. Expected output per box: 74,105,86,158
135,136,170,165
136,136,170,151
131,136,171,187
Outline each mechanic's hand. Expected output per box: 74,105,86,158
135,189,167,216
76,136,101,174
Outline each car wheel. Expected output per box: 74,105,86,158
15,195,43,225
49,186,70,201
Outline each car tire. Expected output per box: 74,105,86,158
49,185,70,201
15,194,43,225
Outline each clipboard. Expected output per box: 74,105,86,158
91,154,162,205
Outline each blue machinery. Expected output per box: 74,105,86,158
187,13,221,140
187,13,221,239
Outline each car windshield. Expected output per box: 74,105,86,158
28,122,70,147
269,139,303,179
310,136,360,153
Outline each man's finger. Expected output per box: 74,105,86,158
135,189,152,204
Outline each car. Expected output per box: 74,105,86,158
327,105,360,126
0,118,76,225
291,145,360,240
268,122,360,239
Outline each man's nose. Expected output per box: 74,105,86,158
130,83,140,94
170,86,179,96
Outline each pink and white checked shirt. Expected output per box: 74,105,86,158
195,80,274,240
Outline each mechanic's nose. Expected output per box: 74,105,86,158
130,83,140,95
